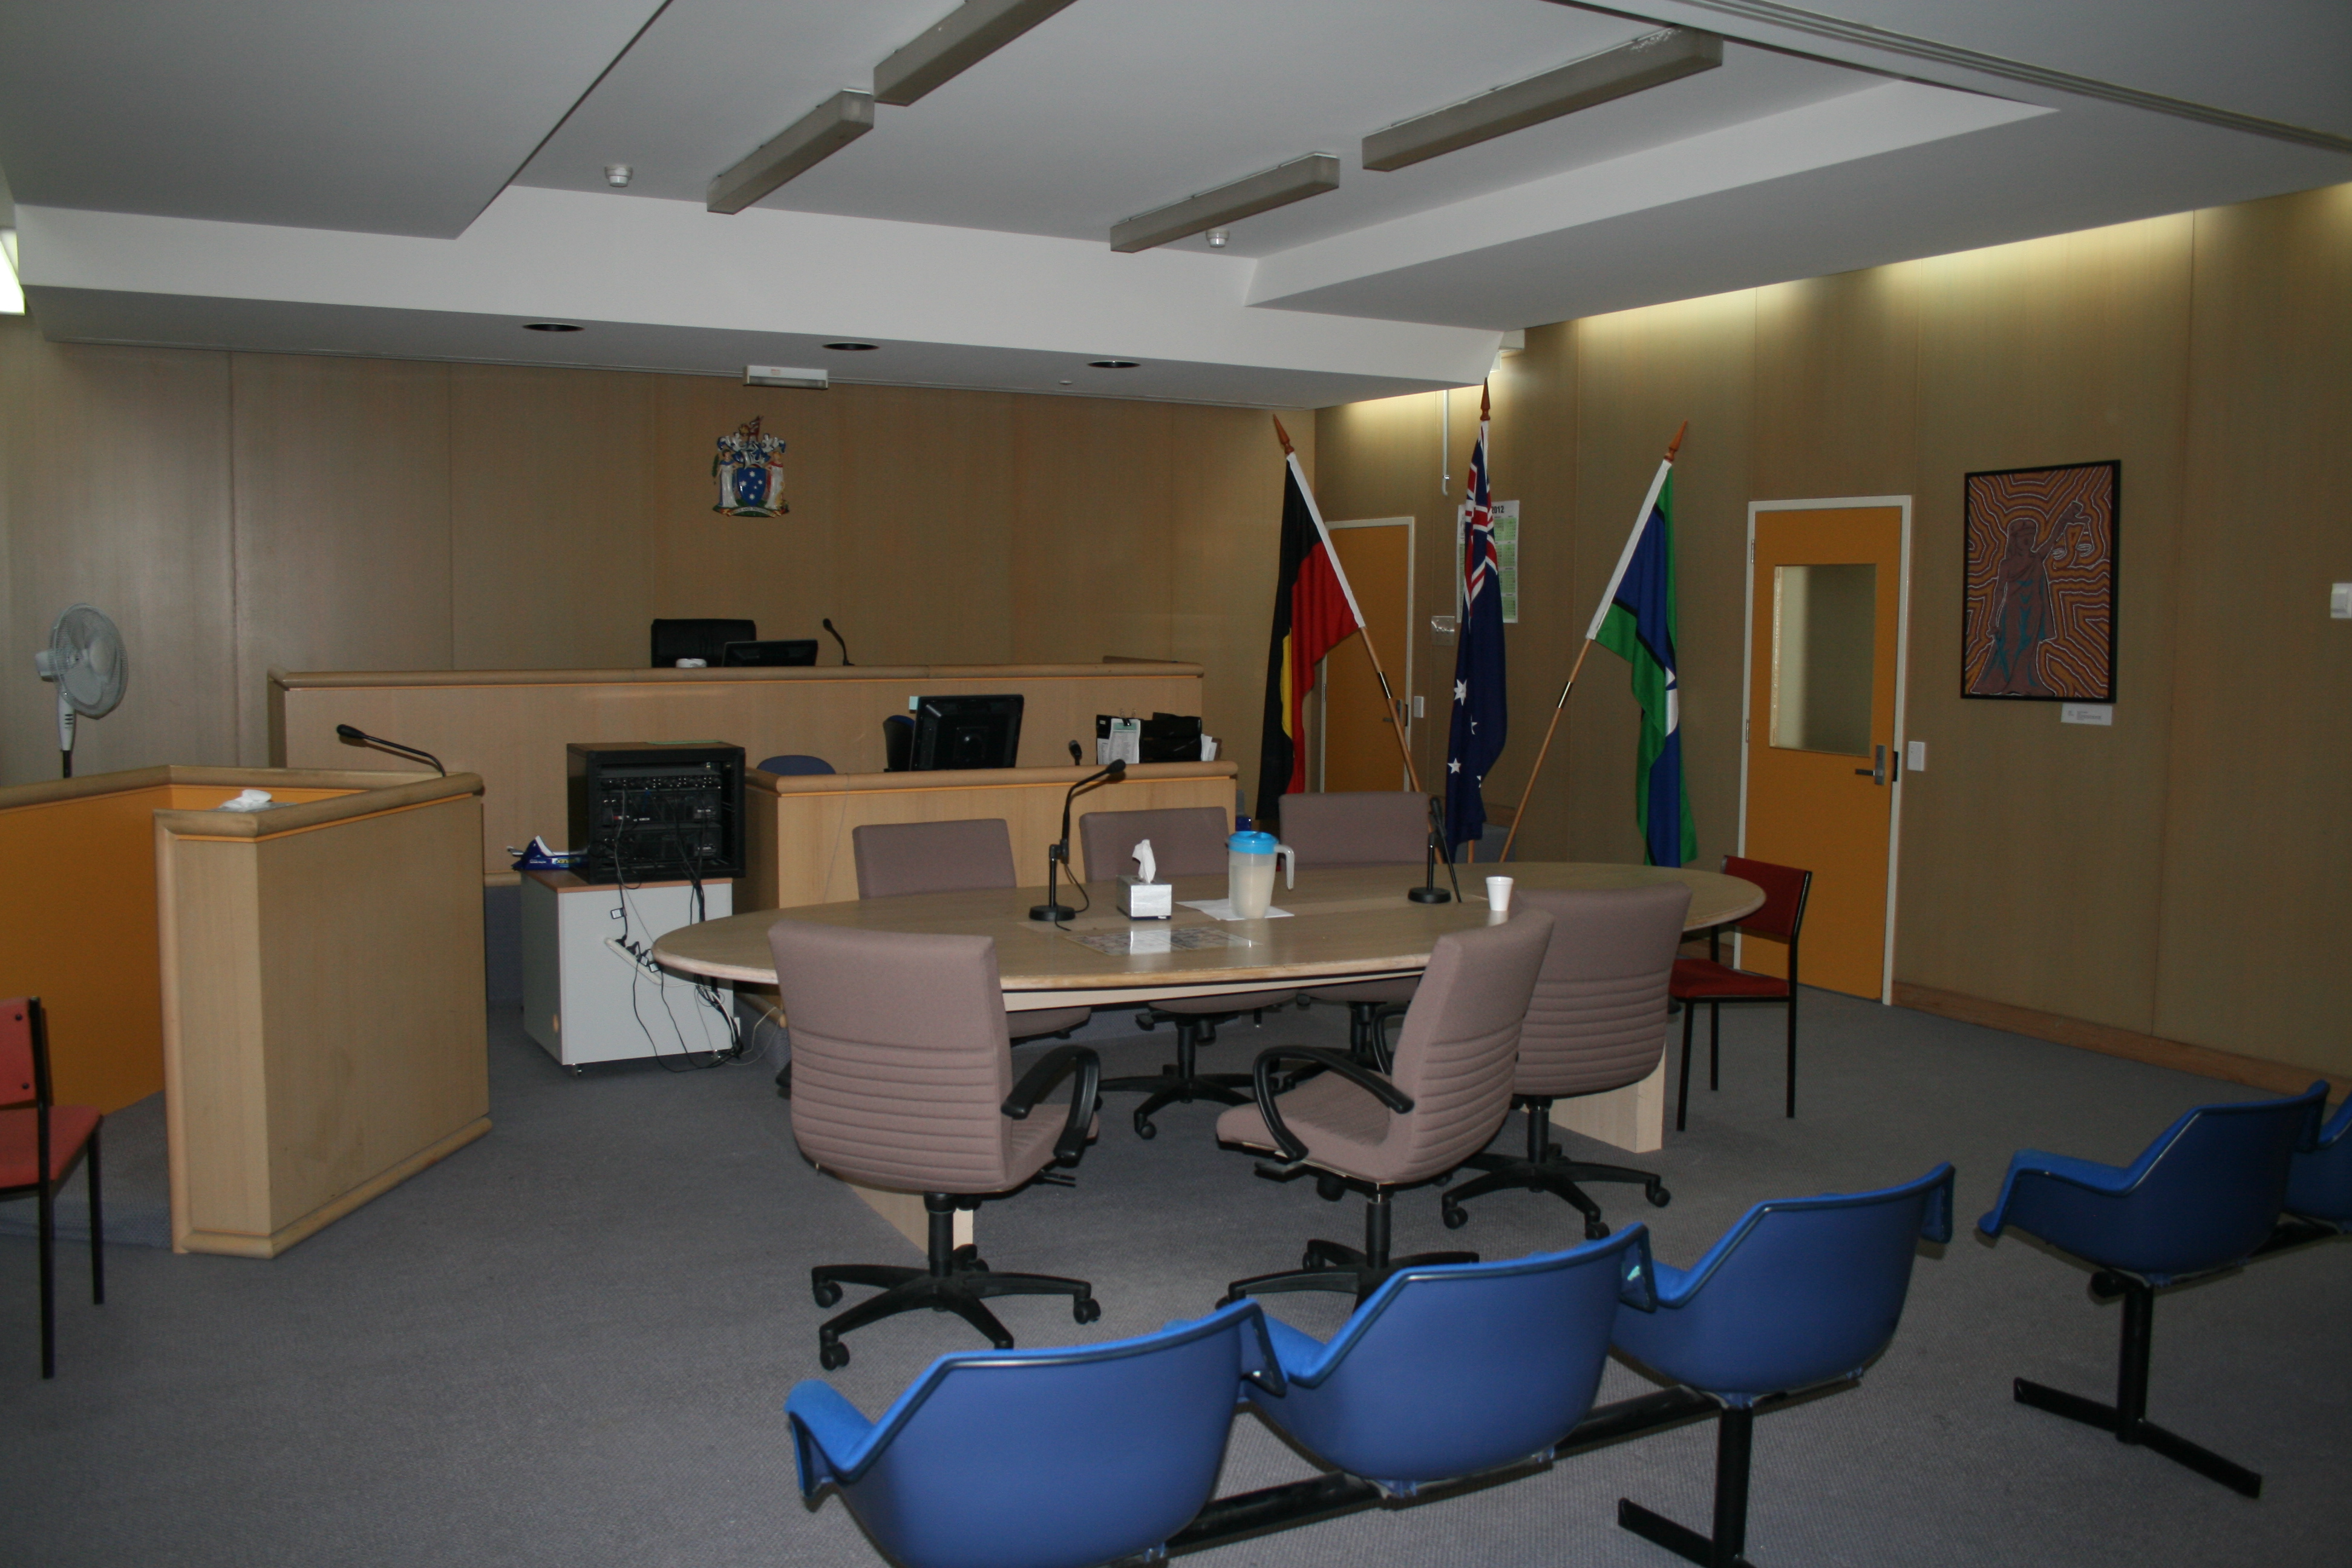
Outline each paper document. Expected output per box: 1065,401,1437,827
1178,900,1292,921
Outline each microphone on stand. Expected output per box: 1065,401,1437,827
335,723,446,776
822,618,854,665
1030,759,1127,922
1408,794,1460,904
1068,740,1084,765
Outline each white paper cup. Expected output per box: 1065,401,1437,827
1486,875,1514,914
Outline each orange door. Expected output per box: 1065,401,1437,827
1742,505,1907,999
1318,520,1413,791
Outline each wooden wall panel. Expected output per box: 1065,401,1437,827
2153,187,2352,1075
1900,214,2193,1032
1010,396,1175,670
0,321,235,785
231,354,453,762
449,364,656,670
1751,265,1921,503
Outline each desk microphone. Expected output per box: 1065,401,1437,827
1030,759,1126,922
1068,740,1083,765
335,723,446,776
1408,794,1459,904
822,618,854,665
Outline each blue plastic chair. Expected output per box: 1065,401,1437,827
1978,1082,2325,1498
757,754,835,776
2283,1093,2352,1230
1243,1227,1655,1494
1613,1164,1955,1568
787,1299,1279,1568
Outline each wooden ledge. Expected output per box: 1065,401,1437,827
270,662,1203,690
153,772,483,838
1893,982,2344,1103
747,759,1237,795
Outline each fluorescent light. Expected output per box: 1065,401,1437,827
874,0,1079,106
0,230,21,316
745,366,829,389
1110,154,1341,254
1362,28,1722,172
707,91,874,215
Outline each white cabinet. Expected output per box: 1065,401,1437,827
520,872,734,1068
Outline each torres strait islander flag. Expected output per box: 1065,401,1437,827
1590,455,1697,867
1255,447,1364,825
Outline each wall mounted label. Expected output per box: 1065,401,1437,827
2060,703,2113,726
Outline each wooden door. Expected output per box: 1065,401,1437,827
1318,519,1414,791
1740,502,1909,1001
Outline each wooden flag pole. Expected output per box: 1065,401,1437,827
1498,420,1685,863
1275,416,1423,795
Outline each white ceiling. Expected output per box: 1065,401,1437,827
3,0,2347,406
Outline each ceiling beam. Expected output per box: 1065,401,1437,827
707,90,874,215
1110,154,1342,254
874,0,1082,107
1364,27,1722,173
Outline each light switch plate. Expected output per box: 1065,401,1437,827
2060,703,2114,726
1906,740,1927,772
2332,582,2351,618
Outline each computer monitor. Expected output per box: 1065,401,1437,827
720,639,818,667
650,618,756,667
909,694,1024,771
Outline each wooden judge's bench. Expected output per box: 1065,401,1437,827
269,662,1235,908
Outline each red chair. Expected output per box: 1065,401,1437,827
1,998,104,1378
1668,857,1812,1130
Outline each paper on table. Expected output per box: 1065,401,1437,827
1179,900,1292,921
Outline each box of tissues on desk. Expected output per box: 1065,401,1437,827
1118,838,1173,920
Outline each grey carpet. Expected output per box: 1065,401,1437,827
1,990,2344,1567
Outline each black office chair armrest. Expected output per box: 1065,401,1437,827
1249,1047,1414,1163
1002,1044,1102,1166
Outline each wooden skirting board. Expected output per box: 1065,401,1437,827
1893,983,2344,1103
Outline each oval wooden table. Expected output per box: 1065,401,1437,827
655,863,1760,1248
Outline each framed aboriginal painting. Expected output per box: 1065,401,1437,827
1961,460,2118,702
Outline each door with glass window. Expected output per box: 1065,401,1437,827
1741,502,1909,1001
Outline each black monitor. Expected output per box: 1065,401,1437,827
721,639,818,667
650,618,756,667
909,694,1024,771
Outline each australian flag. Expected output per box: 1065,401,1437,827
1443,403,1506,855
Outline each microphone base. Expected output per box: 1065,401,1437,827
1028,903,1077,923
1406,886,1453,904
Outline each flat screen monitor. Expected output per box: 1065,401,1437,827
721,639,818,667
909,694,1024,771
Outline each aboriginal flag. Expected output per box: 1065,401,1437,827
1255,451,1363,825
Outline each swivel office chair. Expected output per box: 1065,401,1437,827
1276,791,1432,1060
1079,806,1297,1137
1215,913,1552,1305
769,922,1104,1368
852,819,1091,1044
1440,883,1689,1240
1614,1164,1955,1568
1978,1082,2326,1497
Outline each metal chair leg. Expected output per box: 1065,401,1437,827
1676,1005,1696,1132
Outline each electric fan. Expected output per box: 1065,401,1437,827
33,603,128,778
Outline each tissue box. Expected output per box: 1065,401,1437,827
1117,877,1172,920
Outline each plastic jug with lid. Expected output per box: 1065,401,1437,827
1226,829,1295,920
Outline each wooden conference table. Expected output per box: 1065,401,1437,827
656,863,1760,1248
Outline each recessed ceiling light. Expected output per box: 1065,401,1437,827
822,342,879,351
1088,359,1140,370
523,322,584,333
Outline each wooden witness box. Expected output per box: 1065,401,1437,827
0,767,490,1258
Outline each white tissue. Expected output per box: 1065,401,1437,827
217,789,275,812
1134,838,1157,885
